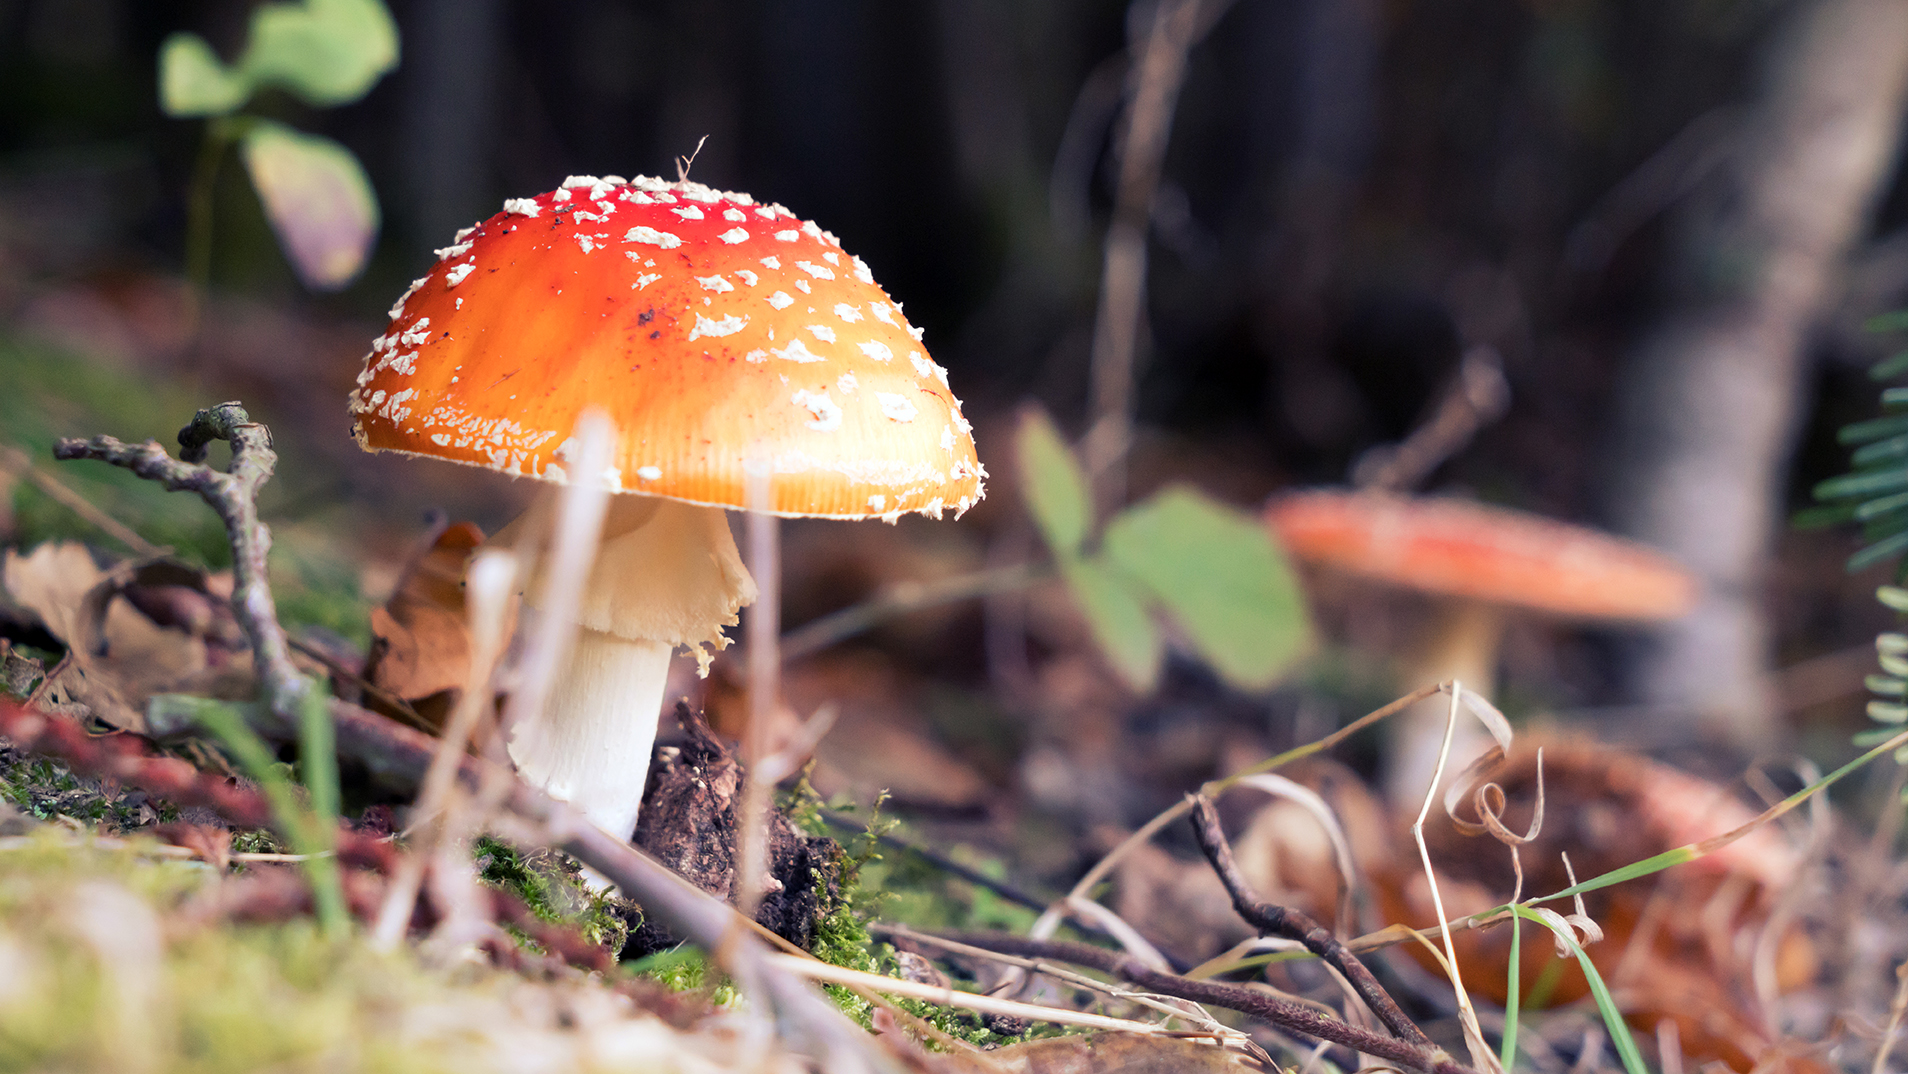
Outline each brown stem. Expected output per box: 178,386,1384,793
1187,794,1433,1049
916,929,1473,1074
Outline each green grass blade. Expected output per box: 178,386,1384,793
181,694,349,938
1499,911,1523,1071
1513,907,1648,1074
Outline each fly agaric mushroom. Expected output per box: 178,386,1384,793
1264,490,1696,800
350,174,985,841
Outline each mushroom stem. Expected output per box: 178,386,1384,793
507,628,673,840
1388,599,1505,803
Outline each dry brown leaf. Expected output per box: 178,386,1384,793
2,542,228,732
363,522,484,725
1374,734,1816,1073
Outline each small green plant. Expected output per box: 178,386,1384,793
1016,406,1312,692
1806,310,1908,764
159,0,397,294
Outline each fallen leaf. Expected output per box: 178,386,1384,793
1,543,230,732
362,522,483,727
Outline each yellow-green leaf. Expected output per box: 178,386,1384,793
159,33,252,117
240,122,379,290
1102,485,1311,691
1017,406,1091,556
242,0,399,108
1060,557,1160,692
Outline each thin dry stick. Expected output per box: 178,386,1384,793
924,929,1474,1074
1188,794,1433,1050
0,444,166,558
1873,961,1908,1074
493,411,614,768
1082,0,1232,507
765,954,1174,1036
1353,346,1510,493
738,459,779,920
1410,681,1501,1074
1026,683,1441,947
876,923,1255,1043
369,547,515,950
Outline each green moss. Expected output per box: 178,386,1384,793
471,836,627,952
780,788,1032,1049
0,748,164,832
624,946,739,1008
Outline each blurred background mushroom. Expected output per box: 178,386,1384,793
1266,490,1697,802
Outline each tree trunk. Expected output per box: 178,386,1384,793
1603,0,1908,748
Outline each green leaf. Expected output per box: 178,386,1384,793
1855,490,1908,521
1816,467,1908,500
1016,406,1091,556
1866,311,1908,334
242,0,399,107
1102,486,1311,691
1868,700,1908,724
159,33,253,117
1849,528,1908,573
1871,348,1908,380
240,122,380,290
1059,556,1161,692
1839,414,1908,446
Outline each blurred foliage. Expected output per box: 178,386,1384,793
1016,406,1312,693
1807,311,1908,764
161,0,393,292
160,0,397,115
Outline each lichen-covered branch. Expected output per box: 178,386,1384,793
53,402,305,724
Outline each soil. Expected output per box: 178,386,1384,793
621,702,843,959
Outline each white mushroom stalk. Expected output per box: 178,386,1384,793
503,494,756,839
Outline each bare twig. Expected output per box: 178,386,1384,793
1873,961,1908,1074
54,403,305,721
876,922,1259,1046
781,563,1045,660
1188,794,1433,1049
1352,346,1510,493
1082,0,1235,508
766,953,1173,1036
1026,683,1441,949
917,929,1474,1074
370,547,515,950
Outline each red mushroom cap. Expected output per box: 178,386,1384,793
1265,490,1697,621
349,175,984,521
